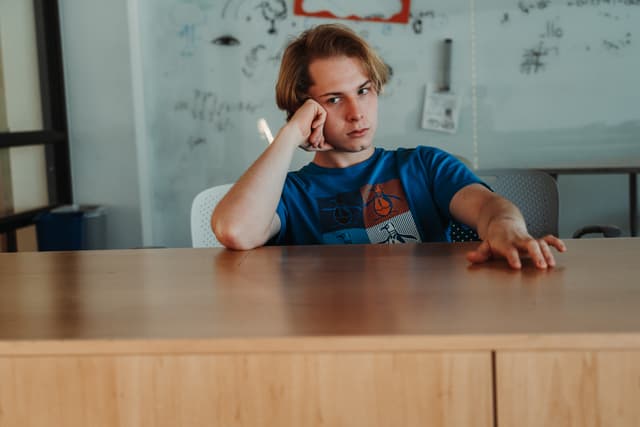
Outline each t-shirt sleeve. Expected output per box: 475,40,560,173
265,192,288,246
420,147,488,218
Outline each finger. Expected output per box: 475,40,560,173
503,247,522,270
315,139,334,151
523,239,547,269
300,134,331,152
310,101,326,125
298,142,314,152
538,239,556,267
311,112,326,130
543,235,566,252
466,241,493,264
308,125,323,146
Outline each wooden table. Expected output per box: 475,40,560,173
1,239,640,427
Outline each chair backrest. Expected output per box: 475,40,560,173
190,183,234,247
478,169,559,238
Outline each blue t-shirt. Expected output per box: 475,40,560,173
269,146,483,245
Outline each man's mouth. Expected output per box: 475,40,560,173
348,128,369,137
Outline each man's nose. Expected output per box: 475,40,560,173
345,98,364,122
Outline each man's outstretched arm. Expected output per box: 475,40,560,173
449,184,566,269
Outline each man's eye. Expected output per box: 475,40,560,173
327,97,340,105
359,87,370,95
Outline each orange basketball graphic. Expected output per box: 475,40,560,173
374,197,392,216
362,180,411,227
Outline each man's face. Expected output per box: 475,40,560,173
307,56,378,153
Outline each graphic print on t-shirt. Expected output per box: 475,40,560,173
318,190,370,244
318,179,421,244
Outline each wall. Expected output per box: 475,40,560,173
59,0,143,249
558,174,636,238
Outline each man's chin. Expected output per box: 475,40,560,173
330,141,374,153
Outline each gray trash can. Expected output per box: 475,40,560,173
35,204,107,251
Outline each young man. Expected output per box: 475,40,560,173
212,23,566,269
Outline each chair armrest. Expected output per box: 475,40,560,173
572,225,622,238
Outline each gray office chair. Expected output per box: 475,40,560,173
450,169,621,242
450,170,558,242
572,224,621,238
480,169,559,238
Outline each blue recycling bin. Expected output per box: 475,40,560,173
35,205,106,251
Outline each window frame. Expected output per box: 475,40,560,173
0,0,72,251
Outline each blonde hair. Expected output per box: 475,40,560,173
275,24,389,120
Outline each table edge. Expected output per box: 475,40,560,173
2,333,640,356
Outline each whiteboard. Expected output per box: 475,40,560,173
474,0,640,168
134,0,639,247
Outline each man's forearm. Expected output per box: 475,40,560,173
212,125,302,249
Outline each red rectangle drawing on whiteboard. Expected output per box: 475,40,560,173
293,1,410,24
